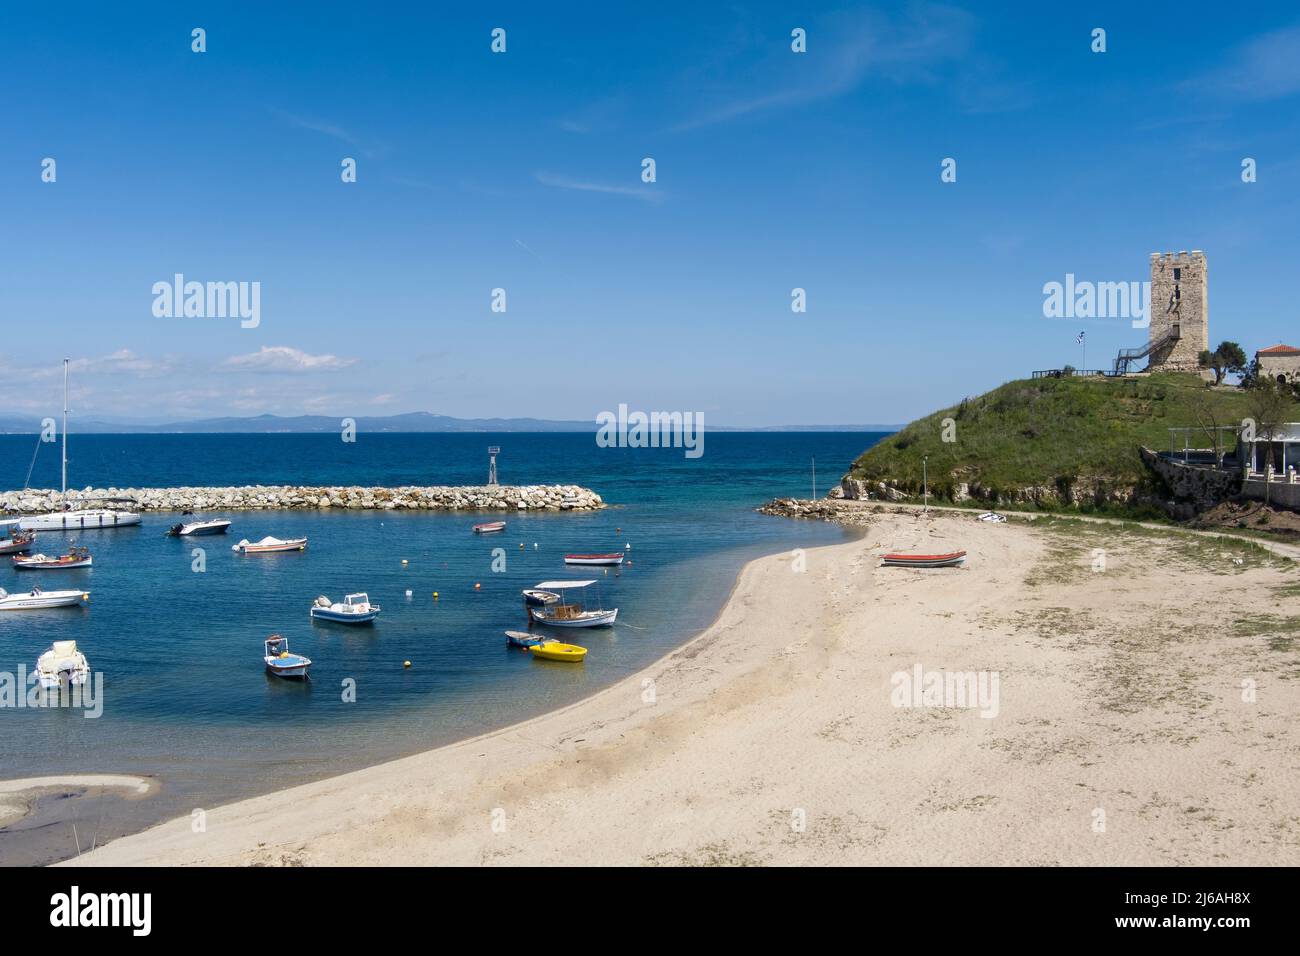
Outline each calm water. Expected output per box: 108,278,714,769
0,432,883,863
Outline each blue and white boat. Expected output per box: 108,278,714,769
310,592,380,624
264,635,311,678
505,630,547,648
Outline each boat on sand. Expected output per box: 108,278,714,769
881,550,967,568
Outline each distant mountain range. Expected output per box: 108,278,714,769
0,411,898,434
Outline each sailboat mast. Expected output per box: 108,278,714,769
61,357,68,504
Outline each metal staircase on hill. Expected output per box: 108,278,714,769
1113,323,1180,375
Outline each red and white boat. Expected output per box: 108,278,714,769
563,553,624,566
0,526,34,555
472,521,507,534
13,546,93,570
881,550,966,569
232,536,308,554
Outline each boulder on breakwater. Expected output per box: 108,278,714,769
0,485,604,513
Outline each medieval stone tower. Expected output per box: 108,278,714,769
1148,250,1208,371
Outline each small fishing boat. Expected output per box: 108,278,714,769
563,553,624,566
473,521,507,534
233,536,308,554
13,546,93,570
521,588,561,607
264,635,311,679
166,518,232,537
526,580,618,628
310,592,381,624
0,587,89,610
977,512,1006,523
505,630,547,648
881,550,967,568
0,528,34,555
35,640,91,689
530,641,587,663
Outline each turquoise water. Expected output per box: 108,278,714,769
0,432,882,862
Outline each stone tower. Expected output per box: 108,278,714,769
1148,250,1208,371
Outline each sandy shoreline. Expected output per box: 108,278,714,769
67,510,1300,866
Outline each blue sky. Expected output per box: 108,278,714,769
1,1,1298,426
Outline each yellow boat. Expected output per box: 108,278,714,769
529,641,587,663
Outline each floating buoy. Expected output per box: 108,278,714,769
519,542,524,549
401,559,408,565
616,527,621,532
474,582,481,590
403,660,412,668
533,542,539,550
625,543,631,550
433,591,439,599
405,589,413,598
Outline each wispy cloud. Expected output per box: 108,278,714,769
1187,23,1300,101
270,107,383,158
535,171,663,203
671,4,978,132
221,346,357,373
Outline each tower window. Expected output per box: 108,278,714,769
1173,268,1181,281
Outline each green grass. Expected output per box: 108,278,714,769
849,373,1289,507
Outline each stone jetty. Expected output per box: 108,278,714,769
0,484,604,514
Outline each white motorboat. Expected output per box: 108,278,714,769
13,546,93,570
35,640,91,688
18,360,141,531
233,536,308,554
522,588,561,607
310,592,380,624
264,635,311,679
525,580,618,628
0,587,89,610
166,518,232,537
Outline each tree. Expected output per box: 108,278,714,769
1199,340,1248,385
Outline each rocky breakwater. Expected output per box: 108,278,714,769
757,497,877,527
0,485,605,513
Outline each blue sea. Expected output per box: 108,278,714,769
0,432,883,863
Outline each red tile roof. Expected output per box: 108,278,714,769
1257,344,1300,355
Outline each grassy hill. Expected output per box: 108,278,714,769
847,373,1292,509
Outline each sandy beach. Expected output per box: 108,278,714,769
67,510,1300,866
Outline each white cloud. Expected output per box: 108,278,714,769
1188,23,1300,101
535,171,663,203
221,346,357,373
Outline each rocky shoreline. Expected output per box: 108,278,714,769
0,484,604,514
